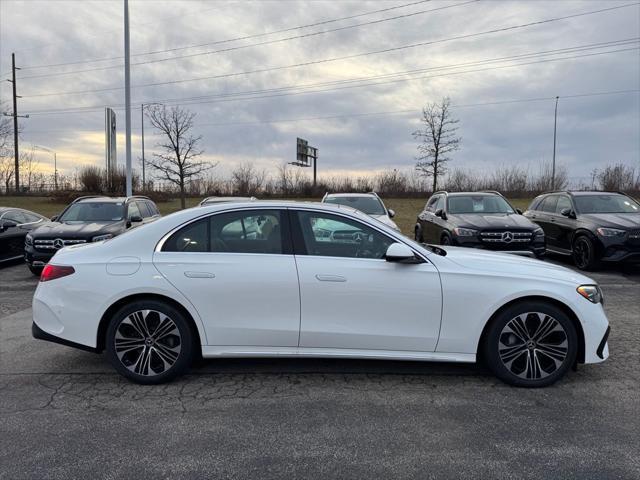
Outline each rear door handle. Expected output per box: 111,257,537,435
184,271,215,279
315,274,346,282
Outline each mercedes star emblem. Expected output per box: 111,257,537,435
501,232,513,243
53,238,65,249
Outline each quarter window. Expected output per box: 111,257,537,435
163,218,209,252
295,211,394,259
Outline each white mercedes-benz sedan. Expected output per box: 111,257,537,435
32,201,610,387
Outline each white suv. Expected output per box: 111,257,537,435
322,192,400,231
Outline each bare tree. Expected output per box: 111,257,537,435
146,105,212,208
231,162,266,195
413,97,461,192
20,147,40,190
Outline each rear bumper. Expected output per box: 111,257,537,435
32,322,99,353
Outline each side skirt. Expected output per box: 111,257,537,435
201,346,476,363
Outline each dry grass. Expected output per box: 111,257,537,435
1,195,535,235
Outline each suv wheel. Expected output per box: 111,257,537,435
414,227,423,243
440,233,452,245
572,235,600,270
28,265,43,276
483,301,577,387
106,300,194,384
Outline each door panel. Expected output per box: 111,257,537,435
292,209,442,352
153,252,300,346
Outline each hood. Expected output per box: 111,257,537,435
453,213,536,230
30,220,124,238
580,213,640,230
371,214,400,230
439,246,594,285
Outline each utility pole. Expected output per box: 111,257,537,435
124,0,133,197
5,53,28,193
141,104,145,189
552,95,559,190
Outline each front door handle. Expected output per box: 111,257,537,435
315,274,346,282
184,271,215,279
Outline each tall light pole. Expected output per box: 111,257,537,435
124,0,133,197
552,95,559,191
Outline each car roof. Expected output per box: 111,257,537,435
324,193,378,198
445,192,499,197
196,199,364,216
200,196,256,204
73,196,151,204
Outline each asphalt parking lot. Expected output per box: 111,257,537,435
1,257,639,479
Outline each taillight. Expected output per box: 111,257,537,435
40,265,75,282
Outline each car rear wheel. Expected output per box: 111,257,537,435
106,300,194,384
483,301,577,387
572,235,600,270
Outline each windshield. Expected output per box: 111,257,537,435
324,196,386,216
574,194,640,214
447,195,515,214
58,202,124,222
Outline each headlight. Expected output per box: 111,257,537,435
453,227,477,237
533,227,545,237
25,233,33,245
92,234,113,242
577,285,603,304
596,227,626,238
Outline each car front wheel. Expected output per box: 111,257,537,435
572,235,600,270
28,265,43,276
483,301,578,387
106,300,195,384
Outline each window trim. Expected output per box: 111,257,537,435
156,207,293,255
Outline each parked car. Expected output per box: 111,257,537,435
415,191,545,258
199,196,257,206
524,191,640,270
0,207,48,265
25,195,160,275
32,201,609,387
322,192,400,231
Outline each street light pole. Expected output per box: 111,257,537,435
552,95,559,190
124,0,133,197
141,104,145,189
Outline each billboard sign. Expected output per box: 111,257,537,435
294,137,317,167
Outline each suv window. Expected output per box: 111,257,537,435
434,196,445,212
555,196,572,214
127,202,141,220
3,210,27,224
425,196,440,212
137,201,152,218
540,196,559,213
162,210,285,254
146,201,159,216
295,211,394,259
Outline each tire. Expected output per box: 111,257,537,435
105,299,195,384
28,265,43,276
440,233,452,245
483,301,578,388
572,235,600,271
414,227,424,243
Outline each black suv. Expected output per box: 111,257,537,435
25,196,160,275
414,191,545,257
524,191,640,270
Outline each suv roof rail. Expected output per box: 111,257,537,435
432,190,448,195
71,195,108,203
128,195,151,201
479,190,504,196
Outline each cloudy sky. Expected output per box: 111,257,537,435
1,0,639,184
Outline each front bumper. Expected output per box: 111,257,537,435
24,244,55,266
451,236,545,256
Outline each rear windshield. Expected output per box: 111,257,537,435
447,195,514,214
324,196,386,215
574,194,640,214
58,202,124,222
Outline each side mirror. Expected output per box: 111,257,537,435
130,215,143,223
435,209,447,220
516,208,523,215
388,209,395,218
50,215,58,222
0,220,17,231
385,243,421,264
560,208,576,219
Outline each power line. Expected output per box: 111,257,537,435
17,1,637,81
21,44,639,115
22,89,640,134
22,37,639,98
17,0,436,72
